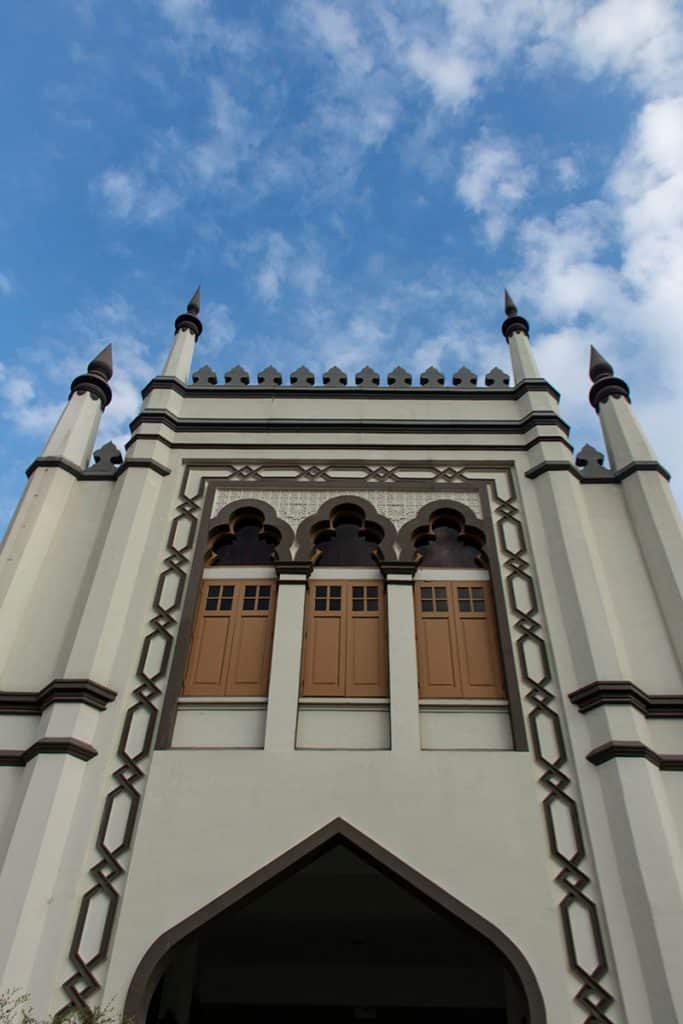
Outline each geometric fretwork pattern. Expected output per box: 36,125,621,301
62,462,615,1023
491,474,616,1023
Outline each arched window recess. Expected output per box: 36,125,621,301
182,505,291,699
299,500,394,699
401,504,506,702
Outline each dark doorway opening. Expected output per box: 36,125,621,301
146,839,531,1024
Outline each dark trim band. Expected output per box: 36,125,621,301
570,681,683,718
526,460,670,483
142,376,560,402
26,457,171,480
126,433,574,454
0,737,98,766
587,741,683,771
129,410,570,438
0,679,116,716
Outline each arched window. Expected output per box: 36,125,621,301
409,508,506,701
182,508,281,698
301,503,388,698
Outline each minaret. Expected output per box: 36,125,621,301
162,287,202,382
501,290,541,383
589,344,683,670
41,344,113,469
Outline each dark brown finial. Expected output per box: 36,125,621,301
187,286,200,315
69,344,114,408
589,345,613,382
87,343,113,382
504,289,517,317
588,345,630,411
175,287,203,338
501,288,529,340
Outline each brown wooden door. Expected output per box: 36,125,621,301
302,581,387,697
415,581,505,699
183,580,276,697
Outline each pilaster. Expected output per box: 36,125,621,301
263,563,311,752
380,563,420,753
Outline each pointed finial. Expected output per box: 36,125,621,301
70,344,113,408
588,345,630,411
175,287,203,338
87,343,113,381
187,286,200,315
501,288,529,340
589,345,613,382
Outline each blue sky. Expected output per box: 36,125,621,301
1,0,682,526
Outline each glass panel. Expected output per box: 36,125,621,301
314,585,327,612
367,587,378,598
366,598,378,611
352,586,363,599
205,598,218,611
257,585,271,611
420,586,433,613
352,598,364,611
458,586,471,612
219,584,234,611
329,598,342,611
207,585,220,597
330,586,341,597
472,586,485,612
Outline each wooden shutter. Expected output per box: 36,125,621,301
302,581,387,697
453,582,505,699
183,580,275,697
415,580,505,699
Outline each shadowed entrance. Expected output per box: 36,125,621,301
142,831,539,1024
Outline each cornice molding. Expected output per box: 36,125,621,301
569,681,683,718
0,679,116,716
142,375,560,402
0,737,98,766
129,409,570,437
587,741,683,771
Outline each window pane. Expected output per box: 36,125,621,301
352,586,363,599
435,599,448,612
243,597,255,610
329,598,341,611
245,585,256,597
420,587,433,612
352,598,364,611
330,586,341,598
367,599,378,611
314,598,326,611
207,585,220,598
205,598,218,611
219,596,233,610
435,587,447,599
367,586,378,598
458,587,471,612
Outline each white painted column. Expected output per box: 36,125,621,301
162,293,202,383
382,564,421,753
264,564,310,752
506,324,541,383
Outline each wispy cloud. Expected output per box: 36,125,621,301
0,273,12,296
456,130,536,244
97,170,180,222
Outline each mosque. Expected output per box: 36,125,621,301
0,289,681,1023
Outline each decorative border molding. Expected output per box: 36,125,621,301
26,457,171,481
587,742,683,770
0,679,116,715
526,460,670,484
62,461,616,1023
570,681,683,718
0,738,98,766
127,432,574,453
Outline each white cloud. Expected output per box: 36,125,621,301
97,170,180,223
456,131,536,243
255,233,294,303
555,156,580,190
201,302,237,357
192,79,257,184
0,273,12,296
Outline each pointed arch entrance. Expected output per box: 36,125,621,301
125,821,545,1024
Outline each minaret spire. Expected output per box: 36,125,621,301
162,287,203,381
40,343,115,467
588,345,629,409
500,288,539,383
